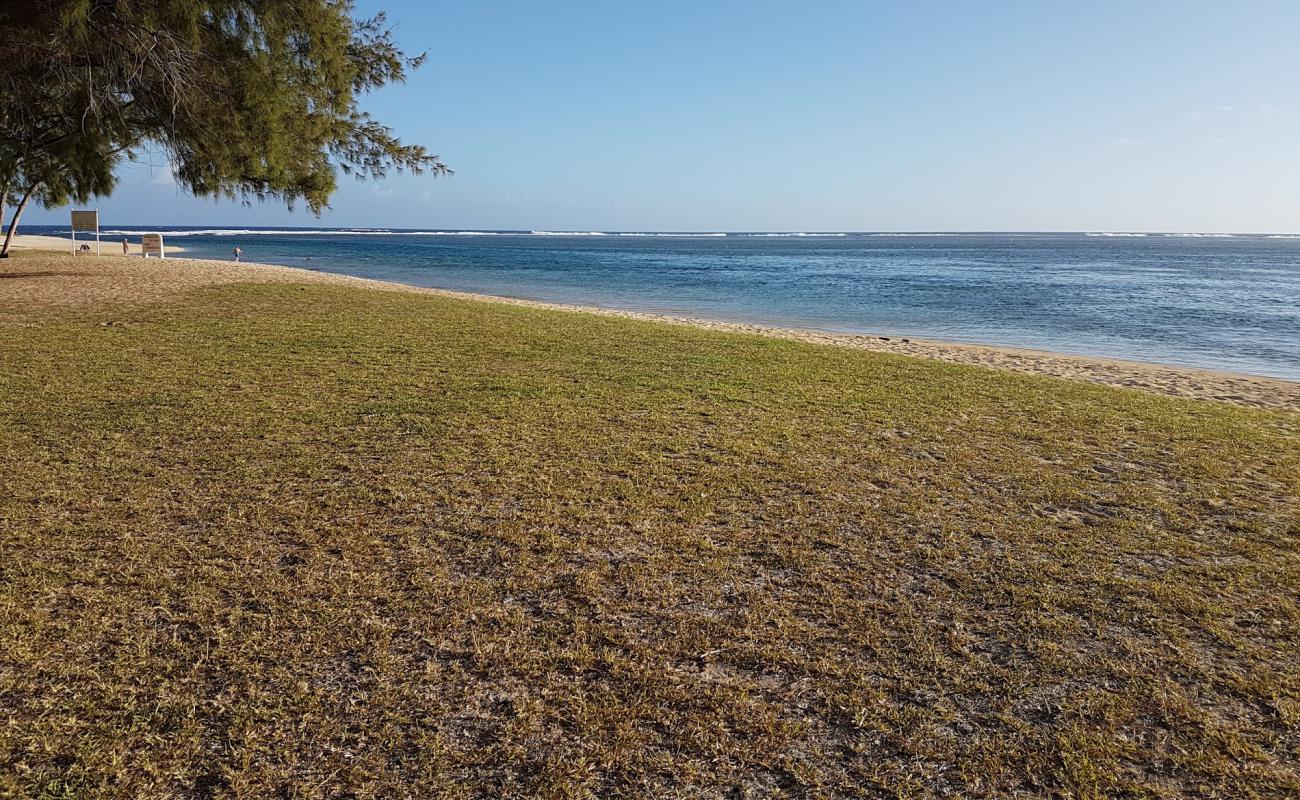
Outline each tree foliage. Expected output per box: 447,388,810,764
0,1,447,254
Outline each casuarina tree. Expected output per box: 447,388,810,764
0,1,448,256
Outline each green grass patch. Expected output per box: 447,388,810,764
2,283,1297,798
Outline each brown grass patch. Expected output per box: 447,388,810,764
1,264,1297,798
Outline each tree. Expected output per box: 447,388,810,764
1,105,122,256
0,1,448,256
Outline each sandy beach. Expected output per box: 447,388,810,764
2,246,1296,411
3,232,186,255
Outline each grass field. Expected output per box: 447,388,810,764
1,278,1297,798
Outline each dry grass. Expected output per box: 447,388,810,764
1,274,1297,798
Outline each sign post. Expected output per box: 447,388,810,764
141,233,165,259
70,210,100,256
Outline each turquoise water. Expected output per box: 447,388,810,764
30,226,1300,380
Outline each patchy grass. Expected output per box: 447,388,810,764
1,282,1297,799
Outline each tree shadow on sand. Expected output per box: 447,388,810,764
0,271,91,279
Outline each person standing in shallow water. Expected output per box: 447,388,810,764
233,246,242,262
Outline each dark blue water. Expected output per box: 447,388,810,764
29,226,1300,380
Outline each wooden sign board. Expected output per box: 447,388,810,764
70,210,100,255
70,210,99,232
141,233,166,259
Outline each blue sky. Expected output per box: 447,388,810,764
25,1,1300,232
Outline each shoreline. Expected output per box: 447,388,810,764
451,286,1295,382
2,249,1297,411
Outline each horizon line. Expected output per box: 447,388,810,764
22,224,1300,237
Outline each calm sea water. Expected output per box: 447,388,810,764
30,226,1300,380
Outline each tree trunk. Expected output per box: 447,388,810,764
0,183,38,259
0,180,9,251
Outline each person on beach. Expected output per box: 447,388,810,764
122,238,130,256
233,246,242,262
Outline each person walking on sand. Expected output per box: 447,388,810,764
233,246,242,262
122,238,130,256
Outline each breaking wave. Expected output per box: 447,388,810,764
101,228,537,237
100,227,744,239
737,232,847,238
1087,232,1240,239
530,231,727,237
611,232,727,237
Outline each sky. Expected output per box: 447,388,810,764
24,0,1300,233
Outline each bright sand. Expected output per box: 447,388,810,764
3,233,186,255
2,246,1296,412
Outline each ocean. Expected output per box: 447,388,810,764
27,226,1300,380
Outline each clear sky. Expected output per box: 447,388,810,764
25,0,1300,232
